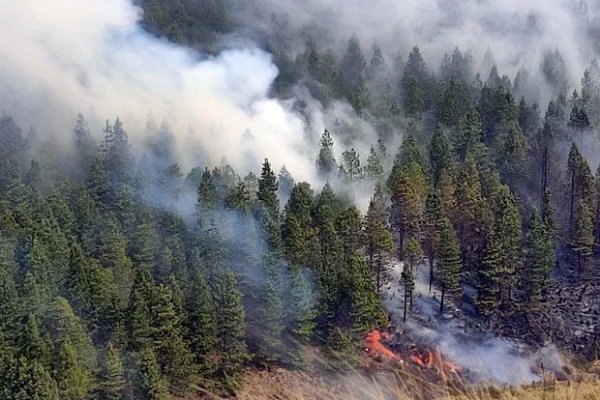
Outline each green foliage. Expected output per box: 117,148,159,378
570,199,594,273
436,215,462,314
365,185,394,290
135,347,169,400
479,186,521,314
525,210,555,308
212,269,248,395
98,342,125,400
0,356,59,400
316,130,337,180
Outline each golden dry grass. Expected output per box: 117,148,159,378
234,364,600,400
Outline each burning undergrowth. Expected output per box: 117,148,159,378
362,325,569,389
363,329,465,386
371,261,570,389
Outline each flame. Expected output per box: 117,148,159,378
363,330,401,361
363,330,463,382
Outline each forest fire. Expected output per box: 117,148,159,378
363,330,463,382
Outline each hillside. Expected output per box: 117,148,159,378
1,0,600,399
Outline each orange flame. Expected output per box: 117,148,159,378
363,331,462,382
363,330,401,361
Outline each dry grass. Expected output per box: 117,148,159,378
233,364,600,400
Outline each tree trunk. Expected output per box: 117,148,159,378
428,256,434,293
439,285,445,315
403,290,408,322
399,228,405,261
570,170,576,225
409,290,413,311
376,258,381,291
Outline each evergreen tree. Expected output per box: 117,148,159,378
570,199,594,274
422,189,444,292
430,125,453,186
401,262,415,322
348,251,387,335
316,130,337,180
149,284,193,390
98,342,125,400
479,186,521,314
0,356,59,400
212,269,248,395
436,216,462,314
184,272,216,385
364,185,394,290
365,145,384,180
54,339,90,400
135,347,169,400
525,210,554,308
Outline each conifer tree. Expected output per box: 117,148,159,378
98,342,125,400
282,268,316,368
570,199,594,274
135,347,169,400
316,130,337,180
365,145,384,180
149,284,193,390
20,314,51,369
525,210,555,308
436,216,462,314
212,269,248,395
0,356,59,400
312,184,345,343
422,189,444,292
184,272,216,384
54,339,90,400
401,263,415,322
479,186,521,314
348,251,387,335
126,268,153,352
405,237,422,271
430,125,453,186
365,185,394,290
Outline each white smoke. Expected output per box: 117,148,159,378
381,261,565,387
0,0,324,183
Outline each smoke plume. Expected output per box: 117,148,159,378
0,0,323,183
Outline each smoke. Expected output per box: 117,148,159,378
0,0,324,184
381,262,564,387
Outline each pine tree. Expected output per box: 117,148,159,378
436,216,462,314
570,199,594,274
20,314,52,369
525,210,555,308
479,186,521,314
149,284,192,390
98,342,125,400
212,269,248,395
340,148,362,181
184,271,217,386
401,263,415,322
430,125,453,186
282,268,316,368
365,145,384,181
316,130,337,180
312,184,345,344
135,347,169,400
54,340,90,400
0,356,59,400
348,251,387,335
494,118,527,190
405,237,422,272
126,268,153,352
48,297,98,376
422,189,444,292
364,185,394,290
